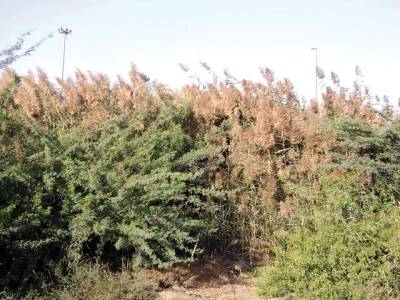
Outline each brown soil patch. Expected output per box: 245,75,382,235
142,256,262,300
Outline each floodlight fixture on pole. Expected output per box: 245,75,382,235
311,47,318,102
58,27,72,81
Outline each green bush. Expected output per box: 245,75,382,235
62,106,219,268
257,208,400,300
0,99,220,294
0,86,68,292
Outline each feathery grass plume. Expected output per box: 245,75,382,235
0,68,19,91
223,68,238,84
128,63,155,108
355,65,362,76
200,61,211,72
260,67,275,85
36,68,66,125
14,71,43,119
364,85,370,96
316,66,325,80
112,75,134,110
200,61,219,85
178,62,189,72
330,71,340,86
384,95,390,104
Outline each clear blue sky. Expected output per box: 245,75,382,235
1,0,399,101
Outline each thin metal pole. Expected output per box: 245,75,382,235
61,34,66,81
58,27,72,82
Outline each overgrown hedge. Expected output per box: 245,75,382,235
0,92,220,295
1,65,400,299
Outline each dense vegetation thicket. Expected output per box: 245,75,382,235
1,62,399,299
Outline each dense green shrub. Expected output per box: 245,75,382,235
332,118,400,207
257,208,400,300
0,96,220,293
0,87,68,292
62,105,219,268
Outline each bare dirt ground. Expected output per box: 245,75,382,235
143,256,262,300
157,276,261,300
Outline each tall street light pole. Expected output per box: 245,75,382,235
58,27,72,81
311,47,318,102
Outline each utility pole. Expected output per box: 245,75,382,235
311,47,318,102
58,27,72,81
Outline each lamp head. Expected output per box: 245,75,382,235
58,27,72,34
